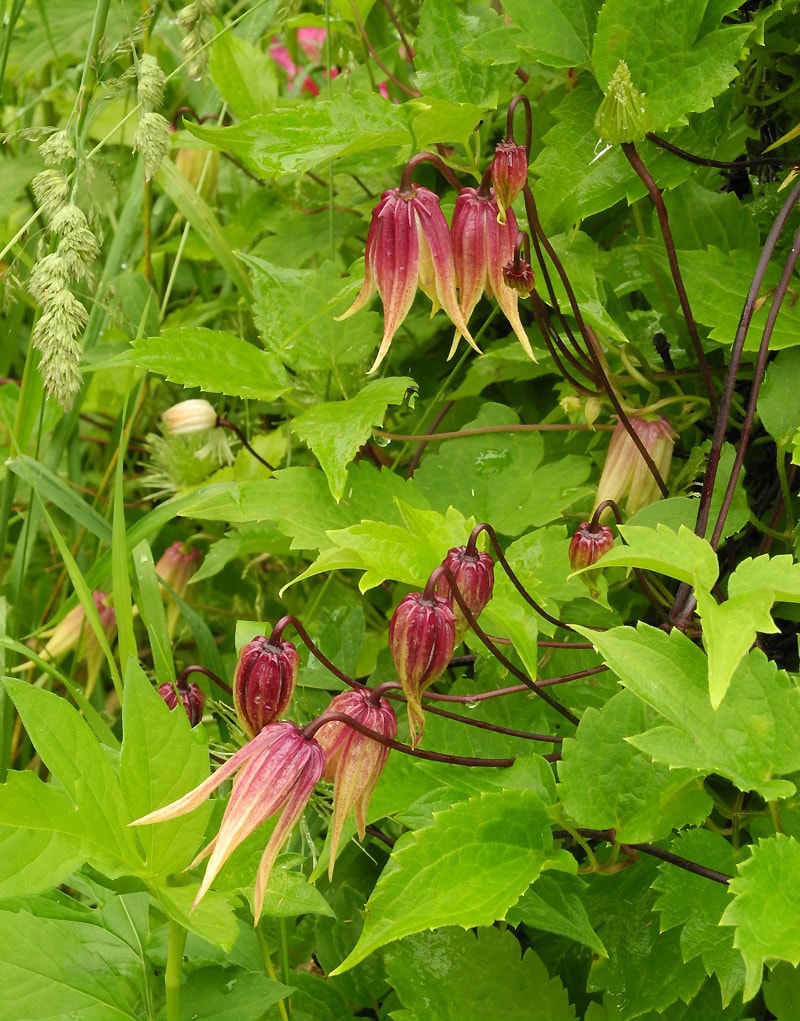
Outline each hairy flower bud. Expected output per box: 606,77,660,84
233,635,299,738
491,140,528,224
389,590,455,746
594,60,654,145
315,688,397,877
162,398,217,436
569,522,614,598
439,545,495,640
158,677,206,726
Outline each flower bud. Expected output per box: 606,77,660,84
569,522,614,598
40,590,116,686
389,590,455,746
162,398,217,436
156,540,202,635
491,140,528,224
594,415,676,518
158,678,205,726
315,688,397,877
233,635,299,738
439,545,494,640
502,256,534,297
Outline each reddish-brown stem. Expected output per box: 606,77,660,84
645,132,788,172
507,94,532,156
176,663,232,695
269,615,362,689
216,418,274,471
405,400,454,478
621,142,717,417
399,151,463,195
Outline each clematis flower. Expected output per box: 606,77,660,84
157,676,205,726
451,187,536,361
389,579,455,747
336,185,477,373
131,720,325,921
39,589,116,686
568,522,614,598
594,415,677,517
438,545,495,641
490,140,528,224
162,399,217,436
314,689,397,877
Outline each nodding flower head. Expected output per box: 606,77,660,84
490,141,528,224
594,415,677,518
314,688,397,877
162,399,218,436
389,587,455,747
568,522,614,598
438,545,495,640
451,187,536,362
131,720,325,922
158,677,206,727
233,635,299,738
336,185,477,373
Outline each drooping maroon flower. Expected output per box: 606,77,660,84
439,545,495,640
314,689,397,877
336,185,477,373
233,635,299,738
451,187,536,361
158,677,206,727
131,720,325,922
568,522,614,598
594,415,677,517
491,140,528,224
389,585,455,746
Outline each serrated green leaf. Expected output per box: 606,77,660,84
581,625,800,799
759,348,800,447
384,927,577,1021
559,689,711,843
729,554,800,602
119,660,212,878
695,586,778,707
722,834,800,1001
177,965,293,1021
0,907,141,1020
331,789,572,973
132,328,290,402
293,377,415,500
507,874,607,957
599,523,719,591
407,96,496,151
185,93,411,177
592,0,754,131
2,679,140,872
652,829,745,1006
209,32,278,119
500,0,596,69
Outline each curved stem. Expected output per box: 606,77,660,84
176,663,232,695
217,418,274,471
270,615,362,689
645,132,789,172
507,94,532,155
399,151,463,194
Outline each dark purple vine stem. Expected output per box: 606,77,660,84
621,142,717,416
216,418,274,471
176,663,232,695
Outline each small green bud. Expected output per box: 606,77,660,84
594,60,653,145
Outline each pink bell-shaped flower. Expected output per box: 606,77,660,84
314,688,397,877
490,140,528,224
233,635,299,738
568,522,614,598
594,415,676,518
438,545,495,640
132,720,324,922
451,186,535,361
336,184,478,373
389,575,455,747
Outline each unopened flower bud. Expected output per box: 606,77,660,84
569,522,613,598
162,398,217,436
158,677,205,726
233,635,299,738
315,688,397,877
502,256,534,297
156,541,202,635
40,590,116,685
594,415,676,518
491,140,528,224
389,588,455,746
439,545,494,640
175,147,219,203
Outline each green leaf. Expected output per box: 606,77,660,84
759,348,800,447
722,834,800,1001
407,96,494,150
185,93,411,177
582,625,800,799
559,689,711,843
507,874,607,957
209,32,278,119
729,554,800,602
331,789,573,973
413,0,509,106
131,541,174,687
6,455,111,544
119,660,212,878
500,0,596,68
131,328,290,402
598,523,719,591
0,906,141,1020
652,829,745,1007
2,679,140,872
384,927,577,1021
695,586,778,708
179,966,294,1021
293,377,415,500
592,0,754,131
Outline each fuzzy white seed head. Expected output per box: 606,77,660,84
39,130,76,167
133,112,171,181
137,54,167,109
